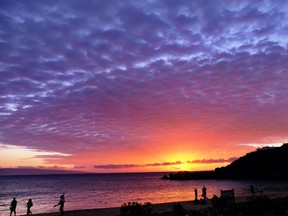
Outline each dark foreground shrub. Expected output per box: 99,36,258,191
120,201,152,216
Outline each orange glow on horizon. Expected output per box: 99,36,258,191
0,136,256,173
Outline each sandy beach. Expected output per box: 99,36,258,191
27,201,211,216
30,191,288,216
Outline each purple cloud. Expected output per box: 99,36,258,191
0,0,288,168
93,159,236,169
188,157,238,164
94,161,183,169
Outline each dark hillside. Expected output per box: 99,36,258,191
162,143,288,180
215,143,288,180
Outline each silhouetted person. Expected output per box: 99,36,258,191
250,185,255,196
10,197,17,216
202,186,207,200
26,199,33,215
194,188,198,200
54,194,65,215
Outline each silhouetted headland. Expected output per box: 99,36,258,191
162,143,288,180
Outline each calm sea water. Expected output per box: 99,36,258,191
1,172,288,215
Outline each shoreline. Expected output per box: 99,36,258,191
30,192,288,216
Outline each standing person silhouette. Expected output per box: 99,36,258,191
26,198,33,215
9,197,17,216
202,186,207,200
194,188,198,201
54,194,65,215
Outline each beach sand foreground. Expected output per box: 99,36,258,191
30,191,288,216
31,200,210,216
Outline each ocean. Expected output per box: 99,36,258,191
1,172,288,215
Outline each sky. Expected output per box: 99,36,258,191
0,0,288,174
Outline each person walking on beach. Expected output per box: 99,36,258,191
9,197,17,216
26,198,33,215
54,194,65,215
202,186,207,200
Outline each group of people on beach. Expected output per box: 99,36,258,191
193,184,265,203
193,185,207,204
9,194,65,216
9,197,33,216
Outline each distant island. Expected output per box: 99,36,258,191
161,143,288,180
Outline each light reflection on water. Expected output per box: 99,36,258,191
1,173,288,215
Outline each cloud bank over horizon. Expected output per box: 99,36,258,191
93,157,238,170
0,0,288,171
